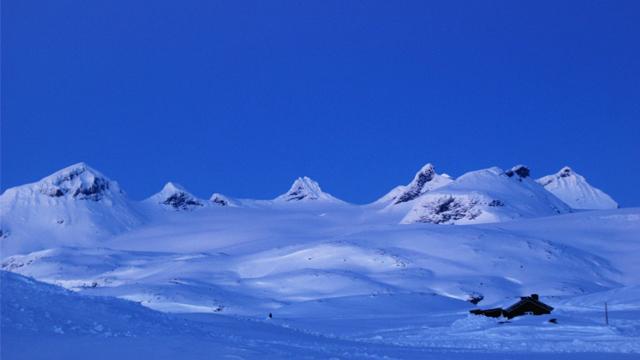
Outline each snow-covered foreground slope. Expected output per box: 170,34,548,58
3,270,639,359
2,271,471,359
538,167,619,210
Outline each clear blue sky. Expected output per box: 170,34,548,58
2,1,639,205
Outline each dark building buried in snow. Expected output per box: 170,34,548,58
470,294,553,319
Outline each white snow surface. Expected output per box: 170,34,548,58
538,167,619,210
1,163,638,358
6,271,638,359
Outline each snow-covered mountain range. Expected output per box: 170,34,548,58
0,162,620,255
2,162,638,357
401,165,571,224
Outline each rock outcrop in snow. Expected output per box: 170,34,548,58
275,177,343,203
402,166,571,225
504,164,531,179
147,182,204,211
537,167,618,210
210,193,239,207
376,163,453,205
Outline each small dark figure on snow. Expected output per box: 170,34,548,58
268,312,273,319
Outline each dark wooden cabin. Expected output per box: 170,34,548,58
470,294,553,319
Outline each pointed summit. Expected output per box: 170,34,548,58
148,182,204,211
558,166,573,177
377,163,453,205
37,162,122,201
275,177,342,202
537,167,618,210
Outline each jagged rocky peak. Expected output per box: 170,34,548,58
537,166,618,210
391,163,453,205
152,182,204,211
505,165,531,179
275,176,339,202
37,162,121,201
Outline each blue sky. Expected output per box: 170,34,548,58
2,1,639,205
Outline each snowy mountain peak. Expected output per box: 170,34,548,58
558,166,573,177
161,181,184,193
537,167,618,210
377,163,453,205
402,166,571,225
37,162,122,201
149,182,204,211
275,177,340,202
0,163,142,254
209,193,238,207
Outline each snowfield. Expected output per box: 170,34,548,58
1,163,639,359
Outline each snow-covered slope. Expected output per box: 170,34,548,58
537,167,618,210
0,163,142,255
376,163,453,205
402,166,571,224
146,182,205,211
274,176,344,203
4,270,639,359
6,207,639,315
4,271,452,359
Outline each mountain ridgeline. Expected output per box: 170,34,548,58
0,162,619,255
